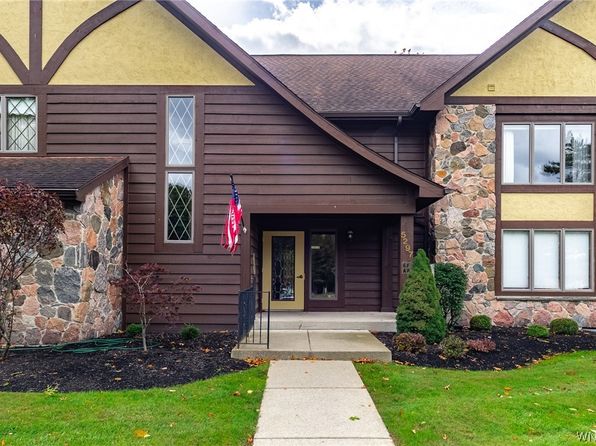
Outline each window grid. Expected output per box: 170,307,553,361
165,95,195,243
502,122,594,186
0,95,38,152
502,229,593,292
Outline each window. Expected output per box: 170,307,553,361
0,96,37,152
165,96,195,242
502,123,593,184
310,232,337,301
502,230,592,291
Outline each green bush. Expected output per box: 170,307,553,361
527,324,549,338
180,324,201,340
396,249,446,344
434,263,467,329
469,315,492,331
126,323,142,337
440,335,467,359
393,332,427,353
550,318,579,335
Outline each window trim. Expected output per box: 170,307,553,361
501,121,594,186
166,95,196,167
0,94,38,153
164,171,195,244
308,230,338,301
501,228,594,293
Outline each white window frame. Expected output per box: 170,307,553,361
501,228,594,292
501,122,594,186
0,95,38,152
165,95,196,243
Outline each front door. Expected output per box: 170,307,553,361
262,231,305,310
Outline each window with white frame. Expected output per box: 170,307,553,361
502,123,593,184
0,96,37,152
502,229,592,291
165,96,195,242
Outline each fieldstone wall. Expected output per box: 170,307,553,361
12,173,125,345
430,105,596,328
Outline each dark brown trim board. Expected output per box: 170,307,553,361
540,20,596,60
0,36,29,84
41,0,141,85
29,0,42,84
76,157,129,200
420,0,571,110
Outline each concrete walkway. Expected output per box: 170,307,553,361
254,360,394,445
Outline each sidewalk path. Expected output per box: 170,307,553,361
253,360,394,445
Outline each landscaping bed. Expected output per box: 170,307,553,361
0,331,249,392
374,327,596,370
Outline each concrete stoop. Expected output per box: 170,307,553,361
255,311,396,332
231,330,392,362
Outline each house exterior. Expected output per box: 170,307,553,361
0,0,594,344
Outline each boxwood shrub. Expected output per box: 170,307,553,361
550,318,579,335
125,323,142,337
469,315,492,331
526,324,549,338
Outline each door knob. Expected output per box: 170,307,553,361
296,274,304,279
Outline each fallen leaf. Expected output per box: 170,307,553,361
247,390,254,394
444,384,451,391
569,408,577,411
587,408,594,413
382,377,389,381
349,416,360,421
232,391,241,397
247,436,254,444
114,377,122,382
133,429,150,439
493,367,502,371
442,433,448,440
412,429,417,434
504,386,512,396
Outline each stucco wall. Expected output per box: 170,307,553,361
11,174,125,345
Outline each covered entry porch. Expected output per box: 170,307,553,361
245,214,416,313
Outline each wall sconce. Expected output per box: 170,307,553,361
347,229,354,241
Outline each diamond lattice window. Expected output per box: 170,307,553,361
167,172,193,241
1,96,37,152
168,97,194,166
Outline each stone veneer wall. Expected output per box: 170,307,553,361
430,105,596,328
12,173,125,345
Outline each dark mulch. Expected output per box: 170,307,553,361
375,328,596,371
0,332,250,392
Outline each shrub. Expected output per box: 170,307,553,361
393,332,427,353
469,315,492,331
180,324,200,340
396,250,446,344
126,323,142,337
466,338,496,353
550,318,579,335
527,324,549,338
440,335,467,359
435,263,467,329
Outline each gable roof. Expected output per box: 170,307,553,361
0,156,128,201
159,0,445,204
254,54,476,116
420,0,571,110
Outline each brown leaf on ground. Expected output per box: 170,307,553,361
133,429,150,439
232,391,241,397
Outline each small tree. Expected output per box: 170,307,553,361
0,182,65,359
435,263,467,330
112,263,197,352
396,249,446,343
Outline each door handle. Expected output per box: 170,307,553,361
296,274,304,279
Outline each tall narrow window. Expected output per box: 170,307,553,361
564,231,591,290
165,96,195,242
310,232,337,300
502,231,529,289
533,231,560,289
565,125,592,183
0,96,37,152
533,125,561,183
503,125,530,183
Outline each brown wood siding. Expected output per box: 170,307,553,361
35,85,417,329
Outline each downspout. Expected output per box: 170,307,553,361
393,115,403,164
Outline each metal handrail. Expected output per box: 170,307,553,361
237,287,270,349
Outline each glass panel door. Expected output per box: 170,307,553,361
271,236,296,301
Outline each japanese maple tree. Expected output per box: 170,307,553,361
112,263,197,351
0,182,65,359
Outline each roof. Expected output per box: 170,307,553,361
254,54,476,116
160,0,446,204
0,156,128,201
420,0,570,110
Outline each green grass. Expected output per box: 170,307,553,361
0,366,268,446
356,352,596,446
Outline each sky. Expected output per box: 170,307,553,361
189,0,546,55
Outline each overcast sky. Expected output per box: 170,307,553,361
189,0,546,55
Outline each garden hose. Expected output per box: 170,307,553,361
11,337,156,354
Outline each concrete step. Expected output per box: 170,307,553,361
253,311,396,332
231,330,392,362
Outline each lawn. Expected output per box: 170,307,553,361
0,365,268,446
357,351,596,446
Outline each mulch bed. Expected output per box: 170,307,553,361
374,328,596,371
0,332,250,392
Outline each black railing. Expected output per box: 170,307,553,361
237,287,271,348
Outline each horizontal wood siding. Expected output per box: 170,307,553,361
344,225,382,311
39,85,416,329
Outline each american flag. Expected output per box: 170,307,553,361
221,176,243,254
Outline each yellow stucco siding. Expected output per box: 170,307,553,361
42,0,115,67
551,0,596,45
452,29,596,97
0,55,22,85
501,193,594,221
50,0,253,86
0,0,29,69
